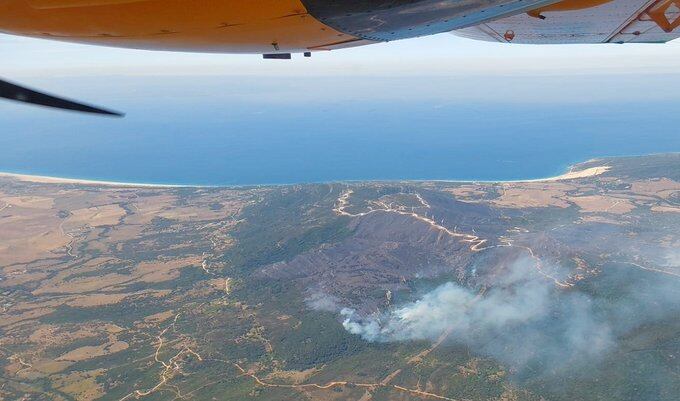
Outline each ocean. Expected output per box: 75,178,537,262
1,75,679,186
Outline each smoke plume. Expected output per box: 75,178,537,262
336,257,680,374
305,290,341,312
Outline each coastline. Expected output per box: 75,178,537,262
0,164,611,188
0,172,189,188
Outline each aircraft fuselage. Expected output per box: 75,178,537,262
0,0,558,53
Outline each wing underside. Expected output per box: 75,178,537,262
454,0,680,44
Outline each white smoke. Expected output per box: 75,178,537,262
339,258,615,372
305,290,341,312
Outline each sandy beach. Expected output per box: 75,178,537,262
521,165,611,182
0,172,185,188
0,163,611,188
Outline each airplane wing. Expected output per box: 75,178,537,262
453,0,680,44
1,0,679,116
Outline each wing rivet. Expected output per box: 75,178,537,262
504,30,516,41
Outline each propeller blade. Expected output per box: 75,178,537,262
0,78,124,117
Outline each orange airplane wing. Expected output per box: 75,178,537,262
454,0,680,44
1,0,678,115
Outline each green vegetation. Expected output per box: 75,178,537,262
2,154,678,401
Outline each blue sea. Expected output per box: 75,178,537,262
1,75,679,186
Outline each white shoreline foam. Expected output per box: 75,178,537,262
0,172,187,188
0,162,611,188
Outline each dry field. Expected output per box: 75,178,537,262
0,155,678,401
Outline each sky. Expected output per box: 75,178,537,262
1,30,680,185
3,32,680,79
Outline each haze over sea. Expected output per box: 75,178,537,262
1,74,679,186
